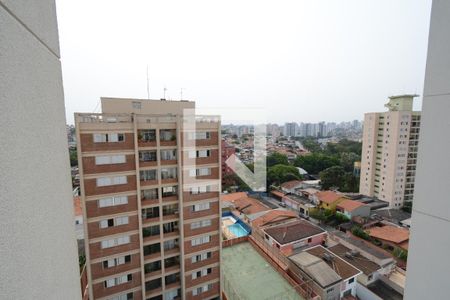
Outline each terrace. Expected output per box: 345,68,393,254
222,242,304,300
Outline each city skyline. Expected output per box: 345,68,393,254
57,0,431,125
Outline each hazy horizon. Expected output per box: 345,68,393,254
57,0,432,125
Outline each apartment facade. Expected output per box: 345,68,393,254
359,95,421,208
76,98,221,300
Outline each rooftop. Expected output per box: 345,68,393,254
371,209,412,224
264,220,325,245
331,231,392,260
252,209,298,228
222,242,303,300
337,199,367,212
281,180,304,190
305,246,361,280
368,226,409,244
283,194,315,206
289,251,341,288
328,244,380,276
316,190,344,204
222,192,270,215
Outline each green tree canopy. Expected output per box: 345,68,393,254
267,152,289,167
267,164,301,186
294,153,340,174
319,165,346,190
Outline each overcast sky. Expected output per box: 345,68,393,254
57,0,432,125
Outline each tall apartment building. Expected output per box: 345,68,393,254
283,122,299,137
359,95,421,208
76,98,221,300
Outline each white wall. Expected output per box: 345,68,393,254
405,0,450,299
0,1,82,299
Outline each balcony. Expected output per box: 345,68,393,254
139,150,158,167
160,129,177,147
138,130,157,148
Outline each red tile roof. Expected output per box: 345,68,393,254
270,190,285,198
281,180,303,190
221,192,248,202
264,220,325,244
252,210,298,228
337,199,367,212
316,191,343,204
368,226,409,244
222,192,270,215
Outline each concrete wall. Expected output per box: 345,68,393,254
405,0,450,299
0,1,81,299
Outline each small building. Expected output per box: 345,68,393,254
221,192,271,223
289,245,362,299
368,225,409,251
280,180,304,194
262,220,327,256
336,199,370,219
250,209,298,228
315,190,347,211
281,194,316,218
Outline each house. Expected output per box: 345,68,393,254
221,192,271,222
280,180,304,194
270,190,285,200
299,188,321,202
281,194,316,218
336,199,370,219
288,245,362,299
368,225,409,251
328,243,385,286
262,219,326,256
315,190,347,211
250,209,298,228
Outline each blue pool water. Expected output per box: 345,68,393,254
227,223,249,237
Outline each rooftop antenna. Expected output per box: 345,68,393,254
146,65,150,99
163,86,167,100
180,88,186,100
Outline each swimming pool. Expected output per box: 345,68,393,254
227,223,249,237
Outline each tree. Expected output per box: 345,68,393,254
267,152,289,167
319,166,346,190
300,137,322,153
295,153,340,175
351,226,370,240
69,148,78,167
267,164,301,186
339,152,361,172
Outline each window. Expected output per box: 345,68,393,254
160,129,176,141
98,196,128,207
161,168,177,180
191,235,210,246
192,284,213,296
190,167,211,177
140,169,157,181
348,277,355,284
161,149,177,160
96,176,127,187
189,149,211,158
189,132,211,140
139,151,157,162
162,186,177,197
191,185,211,194
191,252,212,263
95,155,126,165
101,235,130,249
94,133,125,143
142,188,158,200
140,130,156,142
192,202,210,212
132,101,141,109
104,274,132,288
192,268,212,279
103,255,131,268
191,219,212,229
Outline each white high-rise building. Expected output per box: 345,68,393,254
405,1,450,299
359,95,421,208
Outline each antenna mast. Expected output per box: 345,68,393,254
146,65,150,99
163,86,167,99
